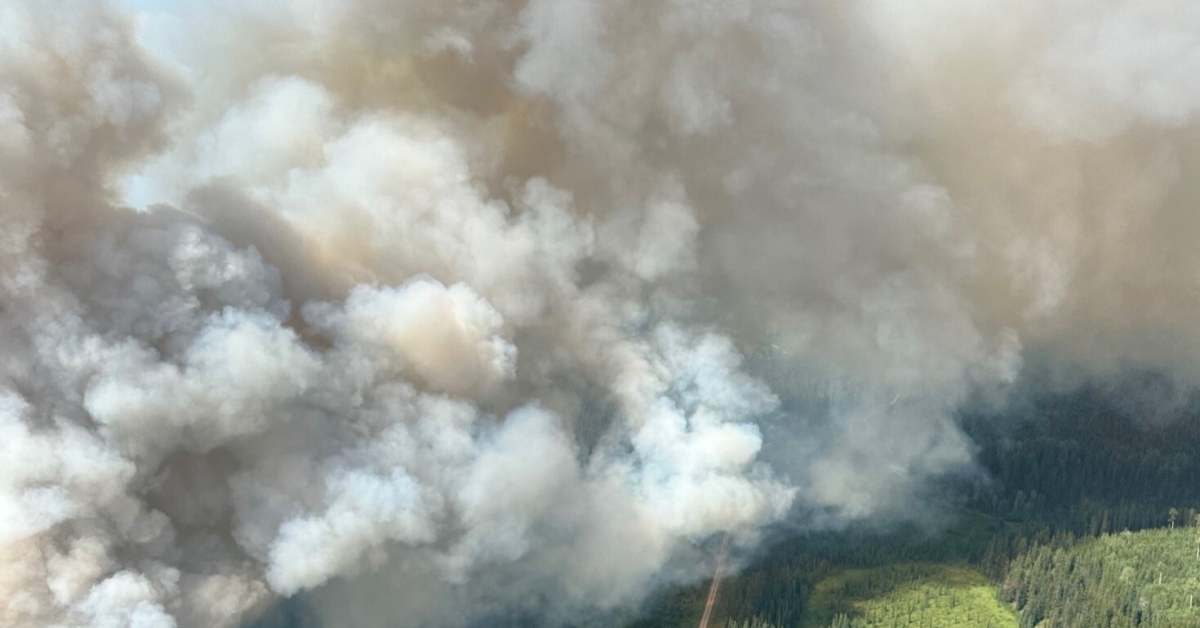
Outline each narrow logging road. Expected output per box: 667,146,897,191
698,535,729,628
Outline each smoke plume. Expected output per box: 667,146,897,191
3,0,1200,625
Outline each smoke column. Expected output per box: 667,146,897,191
4,0,1200,626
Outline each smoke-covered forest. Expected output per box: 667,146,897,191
627,385,1200,627
245,383,1200,626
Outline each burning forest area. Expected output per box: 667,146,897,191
4,2,1200,627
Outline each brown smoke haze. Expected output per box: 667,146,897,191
3,0,1200,625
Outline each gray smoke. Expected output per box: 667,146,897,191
3,0,1200,626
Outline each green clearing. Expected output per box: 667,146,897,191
801,563,1018,628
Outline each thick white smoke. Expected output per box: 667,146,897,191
4,0,1200,625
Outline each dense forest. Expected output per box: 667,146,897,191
1002,527,1200,627
963,383,1200,534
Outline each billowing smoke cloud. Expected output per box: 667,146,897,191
3,0,1200,625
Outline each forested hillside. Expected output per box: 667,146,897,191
1003,527,1200,628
